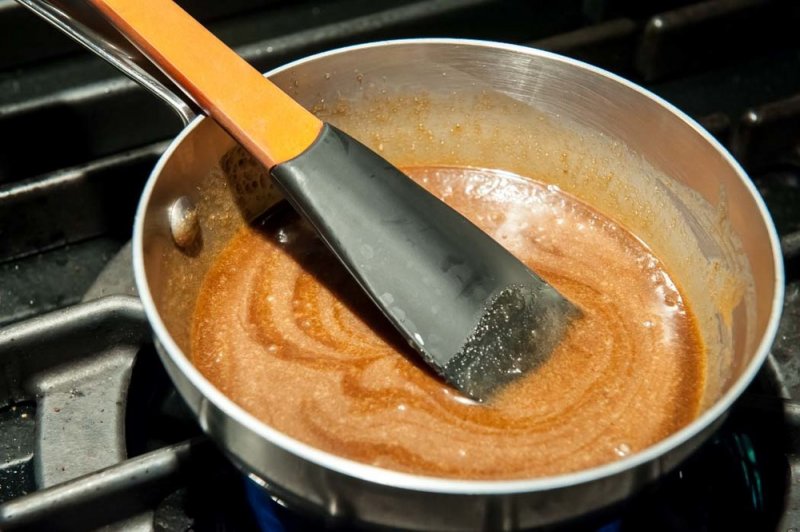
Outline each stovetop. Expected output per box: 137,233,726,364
1,0,800,530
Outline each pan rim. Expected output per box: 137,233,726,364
133,38,785,495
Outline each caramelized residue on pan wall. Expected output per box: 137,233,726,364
191,166,705,480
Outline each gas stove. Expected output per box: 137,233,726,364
1,0,799,530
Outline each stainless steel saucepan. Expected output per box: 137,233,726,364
21,1,784,529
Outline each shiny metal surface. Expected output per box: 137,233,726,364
168,196,200,250
127,40,784,530
16,0,198,125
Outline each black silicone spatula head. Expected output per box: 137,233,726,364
272,125,580,401
51,0,578,401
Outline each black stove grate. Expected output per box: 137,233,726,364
1,0,799,530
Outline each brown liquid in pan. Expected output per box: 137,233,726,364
191,166,705,479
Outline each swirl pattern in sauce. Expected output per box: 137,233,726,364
191,166,704,479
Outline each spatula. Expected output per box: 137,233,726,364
88,0,578,401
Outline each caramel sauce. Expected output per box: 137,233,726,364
191,166,705,479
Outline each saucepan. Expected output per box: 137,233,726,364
21,1,784,529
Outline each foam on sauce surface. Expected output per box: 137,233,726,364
191,166,705,479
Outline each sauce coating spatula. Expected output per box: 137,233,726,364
86,0,578,400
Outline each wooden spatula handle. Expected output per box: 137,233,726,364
89,0,322,168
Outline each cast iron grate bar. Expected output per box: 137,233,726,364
0,141,166,262
732,93,800,170
635,0,800,83
0,295,153,530
580,0,699,22
0,438,215,531
533,18,640,76
784,232,800,259
0,402,36,503
0,236,124,326
0,296,148,487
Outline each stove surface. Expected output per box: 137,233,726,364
1,0,800,530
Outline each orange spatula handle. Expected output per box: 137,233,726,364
89,0,322,168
